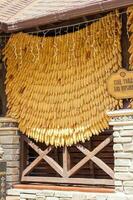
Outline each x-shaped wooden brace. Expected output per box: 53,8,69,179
21,135,64,179
21,135,114,180
67,135,114,178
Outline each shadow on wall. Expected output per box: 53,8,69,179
0,69,6,116
0,98,2,115
0,63,7,116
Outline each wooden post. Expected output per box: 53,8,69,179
20,134,28,180
88,141,95,177
63,146,70,178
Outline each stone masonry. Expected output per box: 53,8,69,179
5,109,133,200
7,188,133,200
113,127,133,194
6,188,133,200
108,109,133,197
0,117,20,189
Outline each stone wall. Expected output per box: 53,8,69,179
0,117,20,189
108,109,133,198
5,109,133,200
113,126,133,194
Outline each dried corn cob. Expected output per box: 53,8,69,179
3,11,122,147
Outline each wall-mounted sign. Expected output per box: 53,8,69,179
107,69,133,99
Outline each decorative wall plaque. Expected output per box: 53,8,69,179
107,69,133,99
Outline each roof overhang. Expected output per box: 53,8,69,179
1,0,133,33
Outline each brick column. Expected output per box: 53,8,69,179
0,117,20,189
108,109,133,195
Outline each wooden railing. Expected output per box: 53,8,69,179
20,134,114,186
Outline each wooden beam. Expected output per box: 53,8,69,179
44,155,63,177
22,176,114,186
22,146,52,177
13,184,115,193
68,136,113,177
77,143,114,178
121,11,130,108
23,135,43,155
0,22,7,33
22,136,63,177
20,135,28,181
91,135,113,156
88,140,95,177
91,156,114,178
6,0,133,32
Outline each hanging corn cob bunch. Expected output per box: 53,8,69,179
3,11,122,147
127,6,133,108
